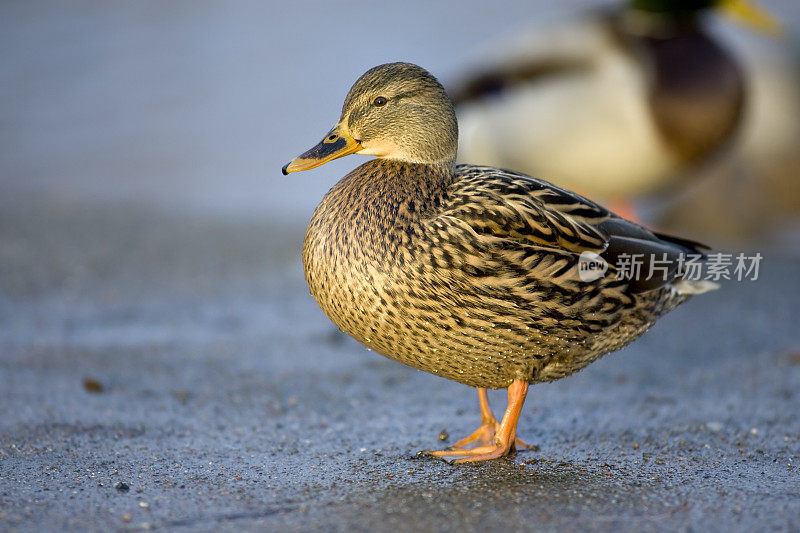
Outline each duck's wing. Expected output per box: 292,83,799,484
439,165,707,293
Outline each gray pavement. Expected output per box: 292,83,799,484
1,199,798,531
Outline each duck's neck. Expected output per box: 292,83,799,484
621,8,703,37
337,158,455,225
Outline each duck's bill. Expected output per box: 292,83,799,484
282,125,362,175
718,0,782,35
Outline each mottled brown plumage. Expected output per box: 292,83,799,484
284,62,716,462
304,159,700,388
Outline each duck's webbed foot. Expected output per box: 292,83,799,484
445,388,535,451
427,382,531,463
448,419,497,450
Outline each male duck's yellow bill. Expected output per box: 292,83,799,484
282,124,362,175
719,0,782,35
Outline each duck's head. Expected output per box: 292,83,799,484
283,62,458,175
629,0,779,33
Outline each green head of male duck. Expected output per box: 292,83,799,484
630,0,780,33
283,62,458,175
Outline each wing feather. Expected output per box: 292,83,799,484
441,165,707,293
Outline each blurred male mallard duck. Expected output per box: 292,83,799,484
660,30,800,242
283,62,716,463
452,0,780,212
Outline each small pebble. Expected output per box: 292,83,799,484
438,429,449,441
122,514,131,523
114,482,130,492
82,378,104,393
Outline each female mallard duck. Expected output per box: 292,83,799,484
452,0,779,210
283,62,716,463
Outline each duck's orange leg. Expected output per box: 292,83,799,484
608,198,640,224
447,388,497,449
428,380,530,463
445,387,535,451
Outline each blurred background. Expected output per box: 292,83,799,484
2,1,800,529
2,0,799,240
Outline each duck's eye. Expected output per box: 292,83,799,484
373,96,387,107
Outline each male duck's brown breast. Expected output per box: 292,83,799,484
638,30,745,164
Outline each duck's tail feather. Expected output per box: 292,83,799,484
671,279,719,295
